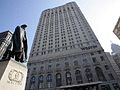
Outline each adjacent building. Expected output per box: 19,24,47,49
112,53,120,69
26,2,120,90
113,17,120,40
111,43,120,54
0,31,12,59
106,52,120,79
110,43,120,78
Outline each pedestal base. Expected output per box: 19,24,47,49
0,59,27,90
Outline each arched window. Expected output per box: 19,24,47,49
46,74,52,88
39,75,44,82
65,62,69,67
95,67,106,81
74,61,79,66
30,76,36,89
47,74,52,82
65,72,72,85
38,75,44,89
75,70,83,84
85,68,93,82
83,59,89,66
31,76,35,83
56,73,62,87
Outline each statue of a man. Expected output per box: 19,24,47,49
12,24,28,63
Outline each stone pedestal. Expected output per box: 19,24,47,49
0,59,27,90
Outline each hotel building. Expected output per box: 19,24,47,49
26,2,120,90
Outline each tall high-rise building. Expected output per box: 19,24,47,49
111,43,120,54
0,31,12,59
26,2,120,90
113,17,120,40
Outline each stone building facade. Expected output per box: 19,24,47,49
26,2,120,90
112,53,120,71
106,52,120,79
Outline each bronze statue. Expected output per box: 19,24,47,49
2,24,28,63
12,24,28,63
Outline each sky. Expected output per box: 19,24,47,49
0,0,120,56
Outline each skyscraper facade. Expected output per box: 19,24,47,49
111,43,120,54
113,17,120,40
0,31,12,59
26,2,120,90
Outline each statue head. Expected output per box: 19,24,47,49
21,24,27,29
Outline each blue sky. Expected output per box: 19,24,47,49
0,0,120,55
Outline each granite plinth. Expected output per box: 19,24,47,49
0,59,27,90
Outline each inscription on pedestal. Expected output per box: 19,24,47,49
7,69,24,85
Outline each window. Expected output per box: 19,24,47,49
74,61,79,66
65,72,72,85
46,74,52,82
41,51,46,55
100,56,105,61
85,68,93,82
56,73,62,87
36,53,39,56
90,53,94,56
30,76,36,89
46,74,52,88
83,59,88,65
75,70,83,84
56,63,60,67
95,67,106,81
38,75,44,89
55,48,60,52
65,62,69,67
48,50,53,54
39,75,44,82
105,65,109,70
97,51,101,54
31,76,35,83
40,66,44,71
48,65,52,69
33,67,36,73
92,57,97,63
33,67,36,70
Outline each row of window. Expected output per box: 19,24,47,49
33,31,93,51
31,58,108,73
31,44,97,56
36,40,95,52
29,67,114,89
43,5,75,17
32,6,95,52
